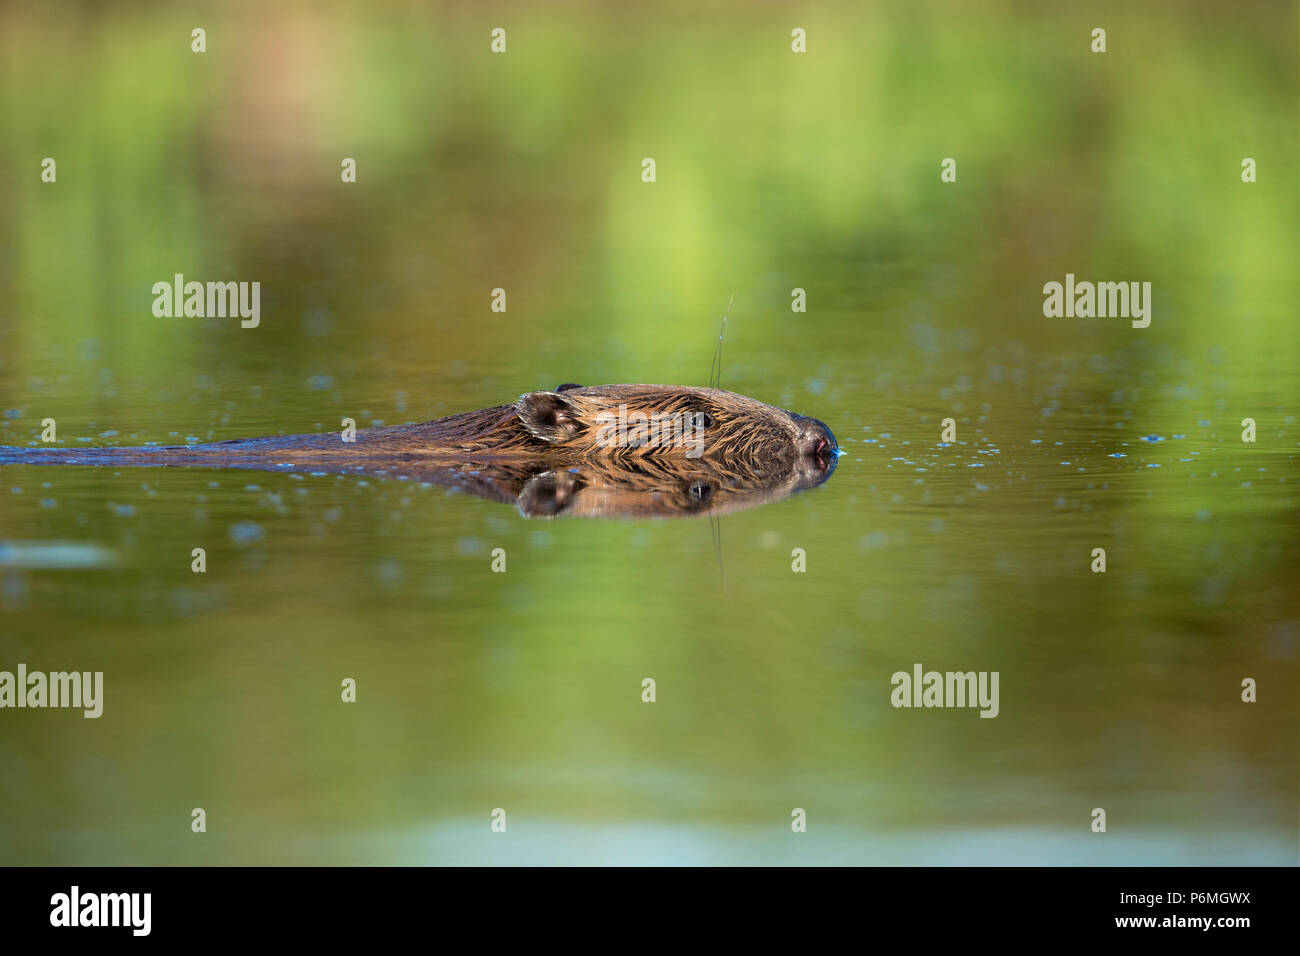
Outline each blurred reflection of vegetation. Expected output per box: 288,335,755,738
6,1,1294,391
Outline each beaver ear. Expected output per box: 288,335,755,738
517,391,584,442
555,383,583,392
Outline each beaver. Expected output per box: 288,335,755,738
0,384,840,477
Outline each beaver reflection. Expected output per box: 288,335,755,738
440,451,838,520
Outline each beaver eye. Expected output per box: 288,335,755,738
688,481,712,502
690,412,714,430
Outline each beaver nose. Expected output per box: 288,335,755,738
794,415,839,468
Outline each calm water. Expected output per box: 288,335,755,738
1,334,1295,864
1,1,1296,864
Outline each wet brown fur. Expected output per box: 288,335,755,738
0,384,837,473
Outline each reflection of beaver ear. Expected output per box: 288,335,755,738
516,471,584,518
517,391,584,442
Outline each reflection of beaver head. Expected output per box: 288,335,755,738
333,451,835,519
512,448,836,519
507,384,838,475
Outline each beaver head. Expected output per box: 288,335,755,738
513,384,838,476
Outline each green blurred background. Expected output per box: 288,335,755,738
0,0,1296,863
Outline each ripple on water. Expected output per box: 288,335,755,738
0,541,118,569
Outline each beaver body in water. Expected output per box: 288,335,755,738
0,384,839,476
